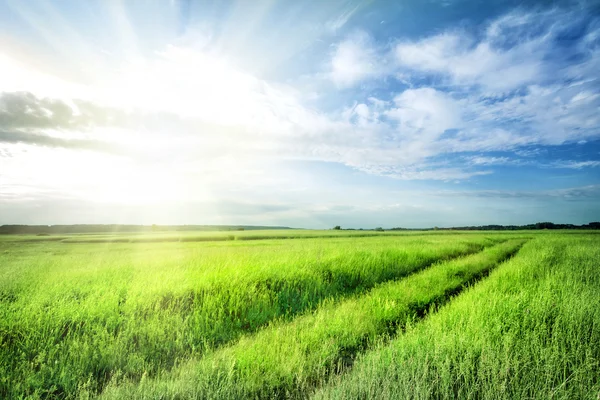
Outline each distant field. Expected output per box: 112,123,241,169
1,231,598,399
0,228,498,244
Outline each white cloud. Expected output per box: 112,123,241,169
394,33,464,72
326,4,360,32
571,91,600,104
321,8,595,98
485,11,536,38
465,156,513,166
551,160,600,169
355,164,491,181
431,184,600,200
386,88,462,140
330,31,385,88
394,27,544,91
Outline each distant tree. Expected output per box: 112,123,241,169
535,222,556,230
333,225,341,230
374,227,384,232
151,224,158,232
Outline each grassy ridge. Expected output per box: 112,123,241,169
314,235,600,399
99,239,526,399
0,234,503,398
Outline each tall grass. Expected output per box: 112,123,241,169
99,239,525,399
0,233,505,398
314,234,600,399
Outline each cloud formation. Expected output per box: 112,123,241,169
330,31,386,88
432,184,600,201
3,7,599,183
0,2,598,227
321,7,600,177
0,91,88,129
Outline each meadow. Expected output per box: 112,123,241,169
0,230,598,399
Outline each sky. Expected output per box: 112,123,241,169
0,0,599,229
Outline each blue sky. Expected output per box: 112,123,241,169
0,0,599,228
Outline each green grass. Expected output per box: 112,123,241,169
1,232,598,399
0,232,506,398
98,239,526,399
314,234,600,399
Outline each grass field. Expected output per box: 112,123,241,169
1,230,598,399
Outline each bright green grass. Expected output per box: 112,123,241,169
3,232,597,399
0,232,506,398
314,234,600,400
98,239,526,399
